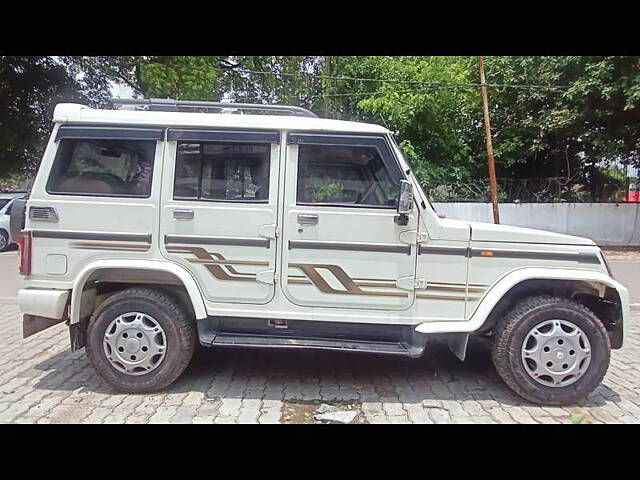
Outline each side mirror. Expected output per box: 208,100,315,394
397,180,414,215
395,180,413,226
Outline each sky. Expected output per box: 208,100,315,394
109,82,135,99
108,80,234,102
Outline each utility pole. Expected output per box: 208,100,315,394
478,56,500,224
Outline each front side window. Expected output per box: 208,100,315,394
297,144,399,207
47,139,156,197
174,142,270,202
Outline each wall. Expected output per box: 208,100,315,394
432,202,640,246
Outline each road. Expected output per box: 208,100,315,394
0,249,21,299
609,260,640,304
0,249,638,423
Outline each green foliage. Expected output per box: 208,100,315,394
2,55,639,202
355,56,484,186
603,166,626,182
0,56,115,174
309,181,344,203
481,56,640,179
0,170,34,191
137,56,225,100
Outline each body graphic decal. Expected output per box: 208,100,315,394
168,245,488,300
288,263,408,298
167,246,268,282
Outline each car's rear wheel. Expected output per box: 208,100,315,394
86,287,196,393
491,295,610,406
0,230,9,252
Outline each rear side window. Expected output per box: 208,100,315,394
47,139,156,197
174,142,270,202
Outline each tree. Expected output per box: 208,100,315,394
0,56,118,175
481,56,640,199
3,55,639,201
346,56,485,186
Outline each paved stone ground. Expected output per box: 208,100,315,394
1,298,639,424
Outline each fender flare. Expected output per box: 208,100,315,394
416,267,630,334
69,259,208,323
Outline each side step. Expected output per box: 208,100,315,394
208,333,418,356
197,317,428,358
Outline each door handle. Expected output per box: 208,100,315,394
297,214,319,226
173,209,194,221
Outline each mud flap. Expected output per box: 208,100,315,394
23,314,65,339
69,320,87,351
447,333,469,361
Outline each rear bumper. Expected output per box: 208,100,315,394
18,288,69,320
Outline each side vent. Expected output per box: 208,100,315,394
29,206,59,222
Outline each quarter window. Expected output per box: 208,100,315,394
174,142,270,202
47,139,156,197
296,144,399,207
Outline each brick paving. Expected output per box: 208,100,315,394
1,298,638,424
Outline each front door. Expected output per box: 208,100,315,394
160,129,281,305
280,133,417,311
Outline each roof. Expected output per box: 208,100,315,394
53,103,390,135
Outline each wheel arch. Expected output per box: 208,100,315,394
481,278,624,348
416,267,630,350
70,259,207,324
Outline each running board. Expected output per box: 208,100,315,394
208,333,418,356
197,317,428,358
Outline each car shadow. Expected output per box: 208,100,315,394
31,335,620,409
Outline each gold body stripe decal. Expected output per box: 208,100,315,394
167,246,265,282
168,245,487,300
289,263,408,297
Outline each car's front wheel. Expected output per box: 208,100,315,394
491,295,610,406
86,287,196,393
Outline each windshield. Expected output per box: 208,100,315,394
386,135,434,210
0,199,10,210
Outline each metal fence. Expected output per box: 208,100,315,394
429,174,639,203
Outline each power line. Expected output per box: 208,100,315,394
234,68,570,91
238,84,566,104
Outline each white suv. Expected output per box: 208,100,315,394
12,99,630,405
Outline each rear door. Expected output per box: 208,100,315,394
160,129,281,305
280,133,418,311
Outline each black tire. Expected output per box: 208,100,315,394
491,295,610,406
86,287,196,393
0,230,9,252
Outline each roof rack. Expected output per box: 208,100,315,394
111,98,319,118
